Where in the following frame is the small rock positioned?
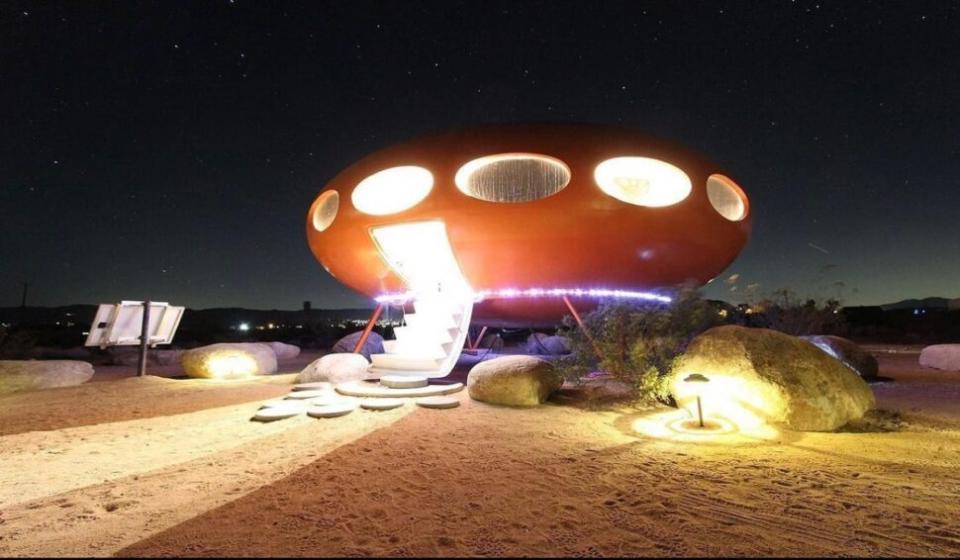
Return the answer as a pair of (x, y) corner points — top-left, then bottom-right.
(296, 353), (371, 384)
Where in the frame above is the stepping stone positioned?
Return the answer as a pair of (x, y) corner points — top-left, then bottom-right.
(260, 398), (294, 408)
(306, 402), (357, 418)
(336, 381), (464, 399)
(380, 375), (428, 389)
(360, 398), (405, 411)
(252, 406), (304, 422)
(285, 389), (333, 400)
(415, 396), (460, 409)
(292, 382), (333, 391)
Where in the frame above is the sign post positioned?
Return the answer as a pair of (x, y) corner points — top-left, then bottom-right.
(85, 301), (185, 377)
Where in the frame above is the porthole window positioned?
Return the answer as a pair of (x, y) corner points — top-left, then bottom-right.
(311, 190), (339, 232)
(706, 174), (748, 221)
(594, 157), (691, 207)
(455, 153), (571, 203)
(352, 166), (433, 215)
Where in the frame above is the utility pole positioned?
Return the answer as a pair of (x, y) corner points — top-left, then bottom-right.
(19, 282), (31, 326)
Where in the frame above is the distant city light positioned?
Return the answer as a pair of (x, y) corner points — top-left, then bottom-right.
(238, 322), (250, 331)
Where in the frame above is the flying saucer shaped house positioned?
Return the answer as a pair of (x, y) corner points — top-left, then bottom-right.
(307, 123), (751, 378)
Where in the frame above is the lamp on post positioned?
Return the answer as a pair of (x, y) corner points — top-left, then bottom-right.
(683, 373), (711, 428)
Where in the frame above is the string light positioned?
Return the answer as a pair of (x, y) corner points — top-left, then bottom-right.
(374, 287), (672, 305)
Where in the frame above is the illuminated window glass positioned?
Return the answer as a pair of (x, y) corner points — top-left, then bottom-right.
(311, 190), (339, 232)
(594, 157), (691, 207)
(352, 166), (433, 215)
(706, 174), (748, 221)
(455, 153), (570, 202)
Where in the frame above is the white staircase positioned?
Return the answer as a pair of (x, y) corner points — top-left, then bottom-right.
(368, 220), (474, 379)
(370, 293), (473, 378)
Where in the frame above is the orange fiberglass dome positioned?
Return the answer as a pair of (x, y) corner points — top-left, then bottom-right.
(307, 123), (751, 328)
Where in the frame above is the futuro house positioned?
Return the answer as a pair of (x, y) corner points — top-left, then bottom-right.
(307, 123), (751, 377)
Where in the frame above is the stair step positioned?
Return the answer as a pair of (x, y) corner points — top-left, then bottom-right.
(404, 312), (457, 331)
(371, 353), (442, 371)
(394, 326), (454, 345)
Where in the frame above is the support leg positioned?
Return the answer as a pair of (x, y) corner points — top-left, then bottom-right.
(137, 300), (151, 377)
(562, 296), (604, 361)
(470, 326), (488, 350)
(353, 303), (384, 354)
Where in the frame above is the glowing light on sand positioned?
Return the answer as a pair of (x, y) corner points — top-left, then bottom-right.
(594, 157), (691, 207)
(352, 166), (433, 215)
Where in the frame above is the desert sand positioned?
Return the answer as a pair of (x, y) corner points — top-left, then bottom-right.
(1, 348), (959, 557)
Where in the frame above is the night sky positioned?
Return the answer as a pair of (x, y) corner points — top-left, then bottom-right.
(2, 1), (958, 310)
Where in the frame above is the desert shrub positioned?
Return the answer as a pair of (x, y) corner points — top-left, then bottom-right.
(558, 285), (720, 404)
(0, 328), (39, 359)
(739, 289), (846, 336)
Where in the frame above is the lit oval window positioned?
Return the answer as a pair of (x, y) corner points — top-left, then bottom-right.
(455, 153), (571, 203)
(706, 174), (748, 221)
(594, 157), (691, 207)
(352, 166), (434, 215)
(311, 190), (339, 232)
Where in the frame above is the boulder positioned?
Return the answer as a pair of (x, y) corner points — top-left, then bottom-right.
(669, 326), (875, 431)
(332, 331), (384, 360)
(919, 344), (960, 372)
(180, 343), (277, 379)
(467, 355), (562, 406)
(802, 335), (879, 380)
(0, 360), (95, 394)
(296, 353), (371, 384)
(268, 341), (301, 361)
(524, 333), (572, 355)
(106, 347), (183, 367)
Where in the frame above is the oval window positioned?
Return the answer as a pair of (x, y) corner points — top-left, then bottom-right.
(594, 157), (691, 207)
(706, 174), (748, 221)
(352, 166), (433, 215)
(311, 190), (340, 232)
(455, 153), (571, 203)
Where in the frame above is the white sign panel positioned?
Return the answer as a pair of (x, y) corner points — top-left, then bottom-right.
(84, 301), (185, 348)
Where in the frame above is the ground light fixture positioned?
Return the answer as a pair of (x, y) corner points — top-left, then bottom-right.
(683, 373), (711, 428)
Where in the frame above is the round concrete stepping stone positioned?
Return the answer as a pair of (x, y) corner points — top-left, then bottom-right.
(260, 398), (294, 408)
(252, 406), (304, 422)
(415, 396), (460, 409)
(285, 389), (333, 400)
(360, 398), (405, 411)
(306, 402), (357, 418)
(336, 381), (464, 399)
(292, 381), (333, 391)
(380, 375), (428, 389)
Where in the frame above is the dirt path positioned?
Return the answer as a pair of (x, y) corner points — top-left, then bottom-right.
(0, 396), (413, 557)
(119, 390), (960, 557)
(0, 375), (295, 437)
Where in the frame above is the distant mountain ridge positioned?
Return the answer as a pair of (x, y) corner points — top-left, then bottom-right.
(0, 305), (377, 328)
(878, 297), (960, 311)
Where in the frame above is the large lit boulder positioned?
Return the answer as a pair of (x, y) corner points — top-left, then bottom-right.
(669, 326), (875, 431)
(467, 355), (563, 406)
(919, 344), (960, 372)
(296, 352), (371, 384)
(802, 335), (879, 380)
(332, 331), (384, 360)
(268, 341), (301, 361)
(524, 332), (572, 355)
(180, 343), (277, 379)
(0, 360), (95, 394)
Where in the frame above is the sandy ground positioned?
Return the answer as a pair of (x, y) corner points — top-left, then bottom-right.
(2, 347), (960, 557)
